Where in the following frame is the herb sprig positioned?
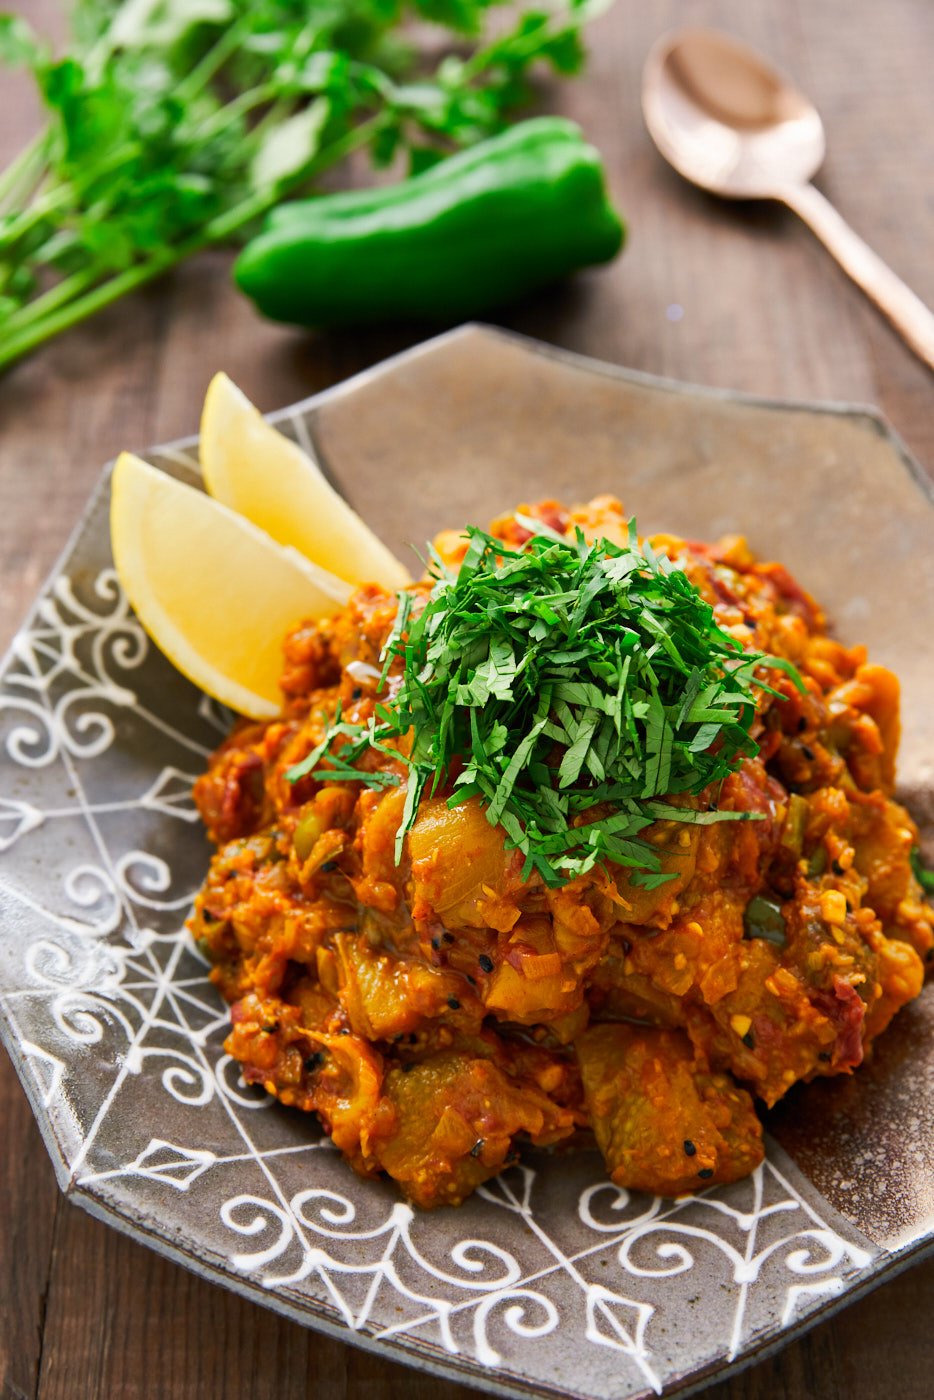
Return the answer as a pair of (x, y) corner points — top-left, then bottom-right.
(0, 0), (605, 370)
(288, 522), (803, 886)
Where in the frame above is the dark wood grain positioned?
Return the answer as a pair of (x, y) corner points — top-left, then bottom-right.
(2, 1), (933, 1397)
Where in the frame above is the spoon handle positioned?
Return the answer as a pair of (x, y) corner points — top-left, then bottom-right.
(779, 182), (934, 371)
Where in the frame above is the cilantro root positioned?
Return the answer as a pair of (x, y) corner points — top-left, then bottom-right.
(0, 0), (606, 370)
(289, 521), (804, 887)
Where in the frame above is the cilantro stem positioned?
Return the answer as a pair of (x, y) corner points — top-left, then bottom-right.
(204, 115), (386, 239)
(2, 265), (102, 337)
(249, 96), (297, 144)
(0, 131), (49, 214)
(0, 183), (76, 252)
(175, 18), (252, 103)
(0, 116), (385, 373)
(0, 259), (178, 371)
(460, 12), (565, 80)
(1, 142), (142, 266)
(459, 0), (606, 82)
(198, 84), (281, 141)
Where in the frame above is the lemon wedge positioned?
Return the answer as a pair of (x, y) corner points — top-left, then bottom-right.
(200, 373), (410, 590)
(110, 452), (351, 719)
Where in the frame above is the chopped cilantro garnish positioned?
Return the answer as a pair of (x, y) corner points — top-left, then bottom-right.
(287, 522), (803, 886)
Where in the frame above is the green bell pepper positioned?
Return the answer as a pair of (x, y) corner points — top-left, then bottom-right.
(234, 118), (625, 328)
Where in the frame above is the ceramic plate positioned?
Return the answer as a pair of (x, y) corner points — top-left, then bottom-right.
(1, 325), (932, 1400)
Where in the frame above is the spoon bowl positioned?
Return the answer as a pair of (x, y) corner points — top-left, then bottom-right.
(643, 28), (825, 199)
(641, 27), (934, 369)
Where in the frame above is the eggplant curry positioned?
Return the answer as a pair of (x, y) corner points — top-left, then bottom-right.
(190, 497), (931, 1206)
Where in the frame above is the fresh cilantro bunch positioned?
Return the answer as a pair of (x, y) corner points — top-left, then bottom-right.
(0, 0), (606, 370)
(289, 522), (803, 886)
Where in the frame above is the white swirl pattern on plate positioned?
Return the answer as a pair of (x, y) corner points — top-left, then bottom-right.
(0, 553), (879, 1399)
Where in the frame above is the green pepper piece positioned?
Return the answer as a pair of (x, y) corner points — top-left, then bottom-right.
(807, 846), (828, 878)
(234, 117), (625, 327)
(910, 846), (934, 894)
(779, 792), (809, 855)
(743, 894), (787, 947)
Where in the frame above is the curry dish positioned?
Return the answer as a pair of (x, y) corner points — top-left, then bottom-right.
(190, 497), (932, 1206)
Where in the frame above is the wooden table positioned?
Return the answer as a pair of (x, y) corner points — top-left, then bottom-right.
(2, 1), (932, 1396)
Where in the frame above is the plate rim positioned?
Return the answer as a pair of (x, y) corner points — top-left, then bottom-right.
(49, 1180), (934, 1400)
(114, 323), (934, 511)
